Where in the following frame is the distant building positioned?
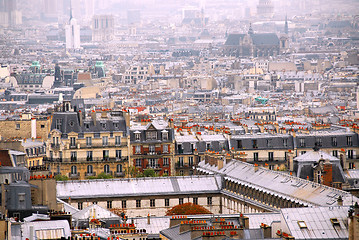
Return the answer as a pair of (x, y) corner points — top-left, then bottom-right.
(257, 0), (274, 19)
(0, 0), (21, 27)
(224, 27), (280, 57)
(92, 15), (114, 42)
(65, 7), (80, 49)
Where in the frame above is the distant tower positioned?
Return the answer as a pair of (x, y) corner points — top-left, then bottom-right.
(53, 63), (63, 88)
(257, 0), (274, 19)
(248, 23), (254, 35)
(284, 15), (289, 34)
(65, 0), (80, 50)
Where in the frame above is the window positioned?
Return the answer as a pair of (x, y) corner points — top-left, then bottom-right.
(70, 137), (76, 147)
(178, 144), (183, 154)
(87, 151), (93, 161)
(71, 151), (77, 161)
(78, 202), (83, 210)
(86, 137), (92, 146)
(297, 221), (307, 229)
(178, 157), (184, 167)
(348, 150), (354, 159)
(206, 143), (211, 150)
(349, 162), (355, 169)
(104, 164), (110, 174)
(267, 139), (272, 148)
(163, 158), (169, 166)
(163, 144), (168, 153)
(136, 200), (141, 208)
(164, 170), (169, 176)
(179, 198), (183, 205)
(165, 198), (169, 207)
(179, 170), (184, 176)
(71, 165), (77, 174)
(253, 152), (258, 161)
(135, 145), (141, 154)
(135, 133), (141, 141)
(283, 138), (288, 147)
(149, 158), (157, 168)
(333, 150), (338, 157)
(41, 124), (45, 128)
(252, 140), (258, 149)
(116, 150), (122, 159)
(301, 151), (306, 155)
(299, 138), (305, 147)
(146, 131), (157, 140)
(18, 193), (25, 209)
(193, 197), (198, 205)
(103, 150), (109, 160)
(55, 119), (62, 130)
(150, 199), (156, 207)
(136, 159), (142, 167)
(122, 200), (126, 209)
(117, 164), (122, 173)
(189, 157), (194, 166)
(16, 123), (20, 130)
(332, 137), (337, 147)
(115, 136), (121, 145)
(330, 218), (340, 227)
(237, 140), (242, 148)
(316, 138), (322, 147)
(268, 152), (274, 161)
(102, 136), (108, 146)
(162, 131), (168, 140)
(149, 145), (155, 153)
(87, 165), (93, 174)
(347, 136), (353, 146)
(207, 197), (212, 206)
(107, 201), (112, 209)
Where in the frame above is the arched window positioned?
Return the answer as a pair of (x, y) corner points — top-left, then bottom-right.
(71, 165), (77, 174)
(117, 164), (122, 173)
(104, 164), (110, 173)
(87, 165), (93, 174)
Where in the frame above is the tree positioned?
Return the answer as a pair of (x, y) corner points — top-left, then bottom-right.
(55, 175), (69, 181)
(87, 172), (113, 179)
(166, 203), (212, 216)
(143, 169), (157, 177)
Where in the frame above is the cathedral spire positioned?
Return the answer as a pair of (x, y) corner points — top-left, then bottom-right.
(284, 14), (288, 34)
(248, 22), (254, 35)
(69, 0), (73, 21)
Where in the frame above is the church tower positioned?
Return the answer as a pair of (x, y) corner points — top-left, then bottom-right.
(65, 0), (80, 50)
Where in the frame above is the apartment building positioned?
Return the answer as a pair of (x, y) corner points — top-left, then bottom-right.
(130, 119), (175, 176)
(46, 101), (130, 180)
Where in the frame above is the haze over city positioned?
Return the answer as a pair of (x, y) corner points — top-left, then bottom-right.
(0, 0), (359, 239)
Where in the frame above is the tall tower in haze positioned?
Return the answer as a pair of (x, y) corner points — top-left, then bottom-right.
(257, 0), (274, 19)
(65, 0), (80, 50)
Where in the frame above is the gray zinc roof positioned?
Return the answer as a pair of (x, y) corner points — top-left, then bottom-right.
(57, 175), (222, 200)
(197, 160), (358, 207)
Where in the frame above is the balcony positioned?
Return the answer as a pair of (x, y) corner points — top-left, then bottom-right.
(50, 143), (61, 150)
(246, 157), (287, 164)
(68, 172), (80, 179)
(145, 164), (161, 169)
(85, 171), (97, 177)
(114, 172), (125, 177)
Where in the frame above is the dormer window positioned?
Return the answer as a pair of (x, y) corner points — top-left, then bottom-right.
(101, 122), (107, 129)
(162, 130), (168, 141)
(146, 131), (157, 140)
(134, 131), (141, 141)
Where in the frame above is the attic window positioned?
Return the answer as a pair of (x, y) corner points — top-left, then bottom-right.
(330, 218), (340, 227)
(297, 221), (307, 229)
(69, 120), (74, 127)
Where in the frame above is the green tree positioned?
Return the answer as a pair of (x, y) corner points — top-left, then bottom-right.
(55, 175), (69, 181)
(143, 169), (157, 177)
(87, 172), (113, 179)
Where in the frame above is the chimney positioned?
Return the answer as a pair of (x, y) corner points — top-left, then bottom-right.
(288, 150), (294, 172)
(101, 109), (108, 118)
(254, 163), (259, 172)
(337, 196), (343, 206)
(218, 157), (224, 170)
(78, 110), (83, 127)
(239, 213), (249, 229)
(340, 149), (347, 171)
(91, 110), (97, 126)
(31, 118), (36, 139)
(260, 223), (272, 239)
(147, 214), (150, 225)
